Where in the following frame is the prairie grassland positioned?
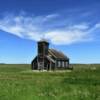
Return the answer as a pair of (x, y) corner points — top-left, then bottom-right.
(0, 64), (100, 100)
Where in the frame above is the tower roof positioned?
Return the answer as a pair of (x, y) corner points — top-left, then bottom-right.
(38, 39), (49, 43)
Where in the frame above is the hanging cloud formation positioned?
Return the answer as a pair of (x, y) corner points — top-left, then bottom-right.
(0, 13), (99, 45)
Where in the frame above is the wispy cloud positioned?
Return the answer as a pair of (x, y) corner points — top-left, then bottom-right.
(0, 13), (99, 45)
(45, 30), (90, 45)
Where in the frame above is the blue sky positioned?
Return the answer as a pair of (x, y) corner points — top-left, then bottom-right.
(0, 0), (100, 64)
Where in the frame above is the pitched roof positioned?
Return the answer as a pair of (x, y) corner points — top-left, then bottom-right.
(46, 55), (55, 63)
(48, 49), (69, 60)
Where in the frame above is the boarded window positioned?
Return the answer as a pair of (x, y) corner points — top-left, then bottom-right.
(58, 61), (61, 67)
(66, 62), (68, 67)
(62, 61), (65, 67)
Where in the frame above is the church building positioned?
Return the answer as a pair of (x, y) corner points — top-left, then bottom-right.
(31, 40), (70, 70)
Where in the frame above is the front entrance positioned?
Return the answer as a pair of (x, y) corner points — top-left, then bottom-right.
(38, 62), (44, 70)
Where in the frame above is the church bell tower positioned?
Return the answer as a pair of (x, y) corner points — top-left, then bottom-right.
(37, 39), (49, 70)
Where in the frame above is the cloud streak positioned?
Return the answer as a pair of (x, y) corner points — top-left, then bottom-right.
(0, 13), (99, 45)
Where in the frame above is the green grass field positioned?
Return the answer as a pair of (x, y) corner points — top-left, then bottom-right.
(0, 64), (100, 100)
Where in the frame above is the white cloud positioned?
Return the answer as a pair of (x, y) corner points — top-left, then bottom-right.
(70, 23), (89, 30)
(0, 14), (43, 40)
(0, 13), (97, 45)
(95, 23), (100, 28)
(45, 29), (91, 45)
(42, 14), (59, 22)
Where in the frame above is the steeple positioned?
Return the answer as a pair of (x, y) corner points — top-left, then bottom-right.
(38, 39), (49, 56)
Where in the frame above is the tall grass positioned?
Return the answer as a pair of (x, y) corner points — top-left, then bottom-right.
(0, 64), (100, 100)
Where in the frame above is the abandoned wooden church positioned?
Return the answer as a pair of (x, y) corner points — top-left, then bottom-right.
(31, 40), (70, 70)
